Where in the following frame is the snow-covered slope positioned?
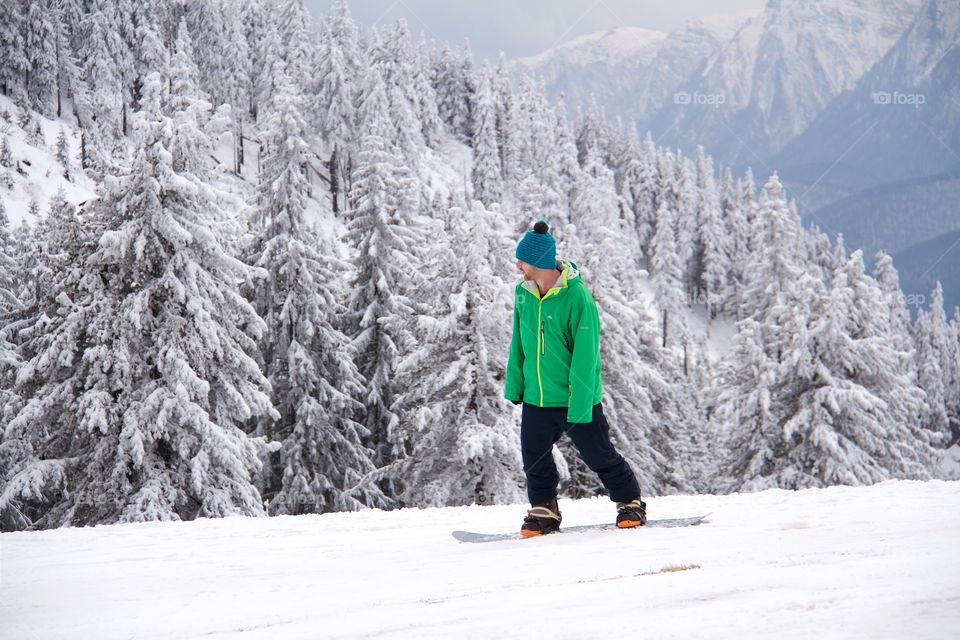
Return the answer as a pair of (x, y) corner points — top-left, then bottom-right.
(0, 94), (98, 226)
(3, 480), (959, 639)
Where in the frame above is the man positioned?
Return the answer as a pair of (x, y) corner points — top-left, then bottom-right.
(505, 219), (646, 536)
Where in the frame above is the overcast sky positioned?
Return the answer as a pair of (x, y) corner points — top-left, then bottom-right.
(303, 0), (767, 62)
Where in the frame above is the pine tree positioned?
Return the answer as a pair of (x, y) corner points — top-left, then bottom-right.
(649, 199), (686, 349)
(719, 250), (937, 491)
(1, 135), (12, 168)
(433, 43), (473, 142)
(396, 201), (523, 507)
(51, 0), (82, 120)
(1, 72), (277, 529)
(346, 68), (423, 499)
(470, 66), (503, 206)
(276, 0), (316, 92)
(254, 11), (285, 123)
(0, 0), (28, 102)
(56, 127), (71, 180)
(25, 0), (58, 115)
(947, 309), (960, 445)
(315, 0), (366, 212)
(168, 19), (214, 178)
(241, 0), (270, 120)
(222, 8), (251, 175)
(873, 251), (914, 353)
(74, 0), (126, 170)
(694, 146), (730, 320)
(568, 149), (687, 495)
(185, 0), (227, 106)
(719, 166), (746, 314)
(413, 35), (444, 150)
(914, 283), (953, 446)
(370, 21), (425, 163)
(0, 199), (19, 313)
(249, 69), (384, 514)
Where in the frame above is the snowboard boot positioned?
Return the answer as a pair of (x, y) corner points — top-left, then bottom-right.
(616, 498), (647, 528)
(520, 497), (562, 537)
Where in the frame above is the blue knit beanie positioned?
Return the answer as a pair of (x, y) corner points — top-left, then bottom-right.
(515, 220), (557, 269)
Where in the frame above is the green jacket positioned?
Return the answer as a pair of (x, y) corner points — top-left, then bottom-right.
(505, 260), (603, 423)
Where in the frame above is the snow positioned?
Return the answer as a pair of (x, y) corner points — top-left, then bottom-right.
(3, 480), (959, 639)
(0, 94), (98, 227)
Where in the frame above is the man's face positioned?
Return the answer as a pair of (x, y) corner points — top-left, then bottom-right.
(516, 259), (534, 280)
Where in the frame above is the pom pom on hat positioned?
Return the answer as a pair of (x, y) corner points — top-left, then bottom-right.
(515, 219), (557, 269)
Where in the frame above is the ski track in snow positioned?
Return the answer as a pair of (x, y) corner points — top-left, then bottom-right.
(2, 480), (959, 639)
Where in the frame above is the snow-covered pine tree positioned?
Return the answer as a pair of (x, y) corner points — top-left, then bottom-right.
(395, 201), (523, 507)
(873, 251), (915, 353)
(947, 309), (960, 445)
(0, 199), (18, 314)
(51, 0), (82, 120)
(720, 247), (937, 491)
(673, 153), (699, 305)
(248, 67), (384, 514)
(370, 21), (425, 164)
(168, 19), (214, 179)
(412, 35), (444, 150)
(781, 252), (935, 485)
(25, 0), (58, 115)
(276, 0), (317, 95)
(0, 0), (28, 102)
(128, 1), (168, 112)
(470, 66), (503, 206)
(432, 43), (473, 142)
(0, 199), (23, 529)
(221, 8), (250, 176)
(649, 199), (686, 350)
(718, 166), (745, 315)
(185, 0), (227, 107)
(346, 68), (424, 500)
(2, 71), (277, 530)
(254, 10), (285, 123)
(315, 0), (366, 212)
(241, 0), (270, 120)
(56, 127), (71, 179)
(914, 283), (954, 446)
(738, 174), (803, 329)
(567, 148), (687, 496)
(74, 0), (126, 172)
(693, 146), (730, 321)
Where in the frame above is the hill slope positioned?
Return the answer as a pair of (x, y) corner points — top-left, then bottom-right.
(3, 480), (959, 639)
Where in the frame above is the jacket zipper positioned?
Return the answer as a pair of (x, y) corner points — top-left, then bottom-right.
(536, 291), (557, 406)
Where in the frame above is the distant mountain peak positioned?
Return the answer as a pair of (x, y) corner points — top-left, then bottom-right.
(516, 26), (667, 68)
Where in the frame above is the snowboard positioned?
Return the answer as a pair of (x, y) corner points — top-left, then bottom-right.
(452, 514), (710, 544)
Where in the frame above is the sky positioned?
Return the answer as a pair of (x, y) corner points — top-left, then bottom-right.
(303, 0), (767, 62)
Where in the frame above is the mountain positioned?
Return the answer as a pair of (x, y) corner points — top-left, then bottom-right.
(809, 172), (960, 257)
(511, 17), (747, 123)
(893, 229), (960, 313)
(774, 0), (960, 191)
(643, 0), (925, 168)
(2, 480), (958, 638)
(777, 0), (960, 313)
